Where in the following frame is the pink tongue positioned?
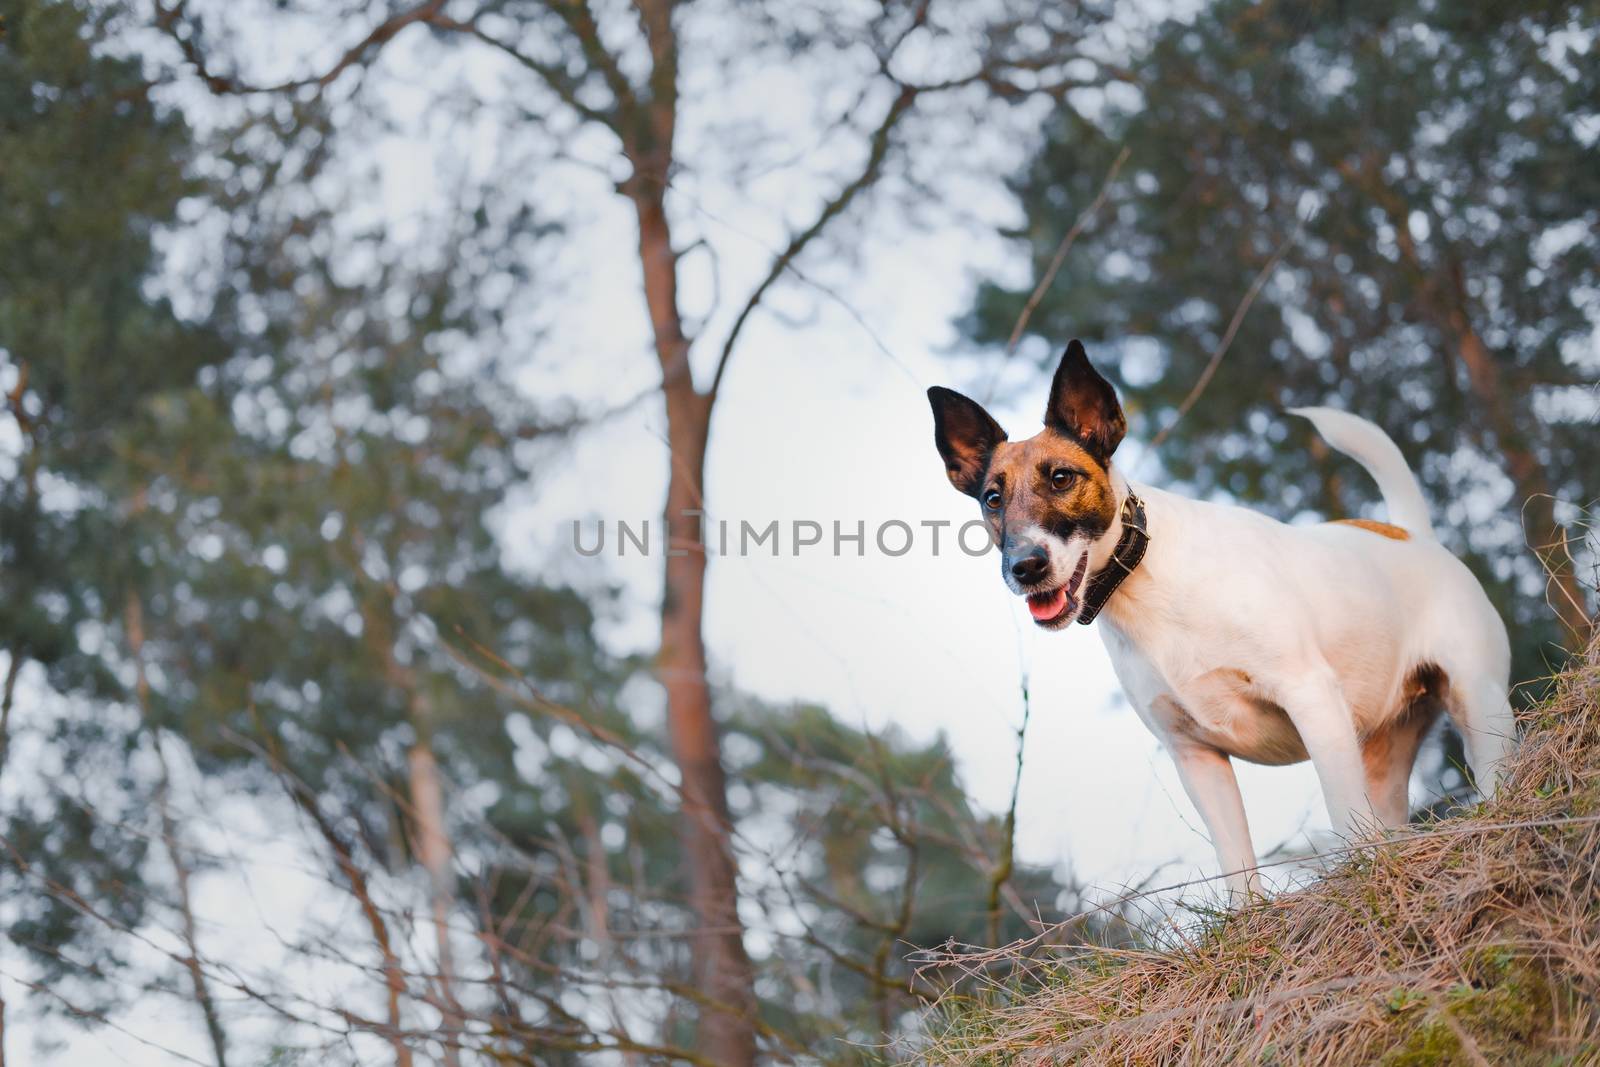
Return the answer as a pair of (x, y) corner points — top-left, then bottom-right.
(1027, 587), (1068, 621)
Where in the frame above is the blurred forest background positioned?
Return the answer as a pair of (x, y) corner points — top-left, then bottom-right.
(0, 0), (1594, 1064)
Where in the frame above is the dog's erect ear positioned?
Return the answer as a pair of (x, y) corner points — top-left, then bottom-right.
(1044, 339), (1125, 467)
(928, 386), (1007, 497)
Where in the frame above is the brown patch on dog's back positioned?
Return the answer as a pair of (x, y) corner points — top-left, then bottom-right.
(1329, 518), (1410, 541)
(982, 428), (1118, 543)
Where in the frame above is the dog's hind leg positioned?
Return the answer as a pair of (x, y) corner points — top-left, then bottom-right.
(1276, 666), (1383, 839)
(1445, 673), (1518, 798)
(1360, 700), (1442, 828)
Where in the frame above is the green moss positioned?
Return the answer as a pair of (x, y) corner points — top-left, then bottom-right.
(1385, 987), (1427, 1014)
(1380, 1016), (1469, 1067)
(1380, 948), (1557, 1067)
(1461, 948), (1553, 1042)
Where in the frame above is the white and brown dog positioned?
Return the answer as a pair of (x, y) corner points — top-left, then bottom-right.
(929, 340), (1516, 898)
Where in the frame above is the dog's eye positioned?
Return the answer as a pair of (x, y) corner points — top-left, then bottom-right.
(982, 489), (1002, 510)
(1051, 469), (1076, 490)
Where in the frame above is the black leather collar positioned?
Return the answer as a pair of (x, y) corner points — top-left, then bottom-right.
(1077, 491), (1149, 626)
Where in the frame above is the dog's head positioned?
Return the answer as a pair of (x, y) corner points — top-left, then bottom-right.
(927, 340), (1126, 629)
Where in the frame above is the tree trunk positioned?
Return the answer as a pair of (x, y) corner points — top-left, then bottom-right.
(407, 741), (463, 1067)
(634, 181), (759, 1065)
(361, 591), (463, 1067)
(574, 803), (642, 1067)
(659, 390), (757, 1065)
(330, 594), (419, 1066)
(0, 655), (13, 1067)
(1440, 288), (1592, 649)
(0, 653), (19, 782)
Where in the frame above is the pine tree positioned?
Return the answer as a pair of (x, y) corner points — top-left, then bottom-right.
(0, 0), (224, 1046)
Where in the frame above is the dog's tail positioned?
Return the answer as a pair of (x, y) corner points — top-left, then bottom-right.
(1289, 406), (1436, 539)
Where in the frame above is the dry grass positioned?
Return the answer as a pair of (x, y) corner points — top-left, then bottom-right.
(920, 641), (1600, 1066)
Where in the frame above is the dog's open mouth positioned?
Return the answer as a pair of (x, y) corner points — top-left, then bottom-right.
(1026, 553), (1089, 626)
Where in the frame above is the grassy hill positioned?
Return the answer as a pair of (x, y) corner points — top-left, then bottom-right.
(922, 644), (1600, 1065)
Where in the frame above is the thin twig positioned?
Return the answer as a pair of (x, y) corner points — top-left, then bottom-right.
(1143, 227), (1300, 456)
(983, 147), (1131, 404)
(986, 674), (1032, 946)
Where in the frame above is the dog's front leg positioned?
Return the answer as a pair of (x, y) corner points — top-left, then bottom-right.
(1278, 668), (1380, 839)
(1168, 743), (1259, 902)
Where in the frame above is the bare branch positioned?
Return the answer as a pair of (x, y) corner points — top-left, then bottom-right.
(426, 14), (618, 129)
(708, 84), (918, 400)
(1144, 227), (1299, 455)
(247, 718), (417, 1067)
(154, 0), (449, 96)
(544, 0), (642, 132)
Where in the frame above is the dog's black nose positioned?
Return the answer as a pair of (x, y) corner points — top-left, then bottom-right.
(1010, 546), (1049, 585)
